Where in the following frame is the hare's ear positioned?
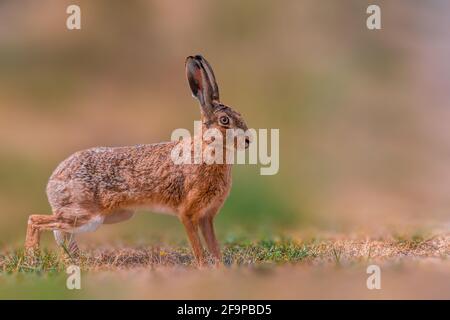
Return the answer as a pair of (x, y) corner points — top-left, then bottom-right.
(195, 55), (219, 101)
(185, 55), (218, 118)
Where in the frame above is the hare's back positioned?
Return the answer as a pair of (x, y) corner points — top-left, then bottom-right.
(46, 143), (178, 211)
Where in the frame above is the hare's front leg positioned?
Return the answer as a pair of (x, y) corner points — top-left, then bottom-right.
(180, 214), (205, 267)
(199, 215), (221, 265)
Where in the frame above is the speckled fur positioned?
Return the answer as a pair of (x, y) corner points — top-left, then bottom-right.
(25, 55), (249, 266)
(46, 142), (232, 217)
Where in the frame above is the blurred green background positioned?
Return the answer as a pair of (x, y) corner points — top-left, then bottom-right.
(0, 0), (449, 249)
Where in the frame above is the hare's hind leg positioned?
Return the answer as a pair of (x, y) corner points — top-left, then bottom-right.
(25, 215), (46, 251)
(25, 214), (66, 251)
(25, 211), (99, 254)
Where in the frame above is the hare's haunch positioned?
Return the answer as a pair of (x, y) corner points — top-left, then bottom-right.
(25, 55), (249, 266)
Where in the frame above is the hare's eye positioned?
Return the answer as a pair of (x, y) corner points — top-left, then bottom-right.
(219, 116), (230, 126)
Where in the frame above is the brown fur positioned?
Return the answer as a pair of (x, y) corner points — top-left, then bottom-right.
(25, 55), (249, 267)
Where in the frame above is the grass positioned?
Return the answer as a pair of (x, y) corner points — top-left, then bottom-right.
(224, 238), (311, 265)
(331, 246), (342, 266)
(0, 238), (312, 273)
(1, 233), (447, 274)
(0, 234), (448, 299)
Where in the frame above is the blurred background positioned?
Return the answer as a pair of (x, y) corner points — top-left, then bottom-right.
(0, 0), (449, 248)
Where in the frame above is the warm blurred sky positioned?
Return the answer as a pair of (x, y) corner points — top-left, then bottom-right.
(0, 1), (449, 245)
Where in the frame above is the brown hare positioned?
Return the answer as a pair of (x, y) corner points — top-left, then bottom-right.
(25, 55), (249, 266)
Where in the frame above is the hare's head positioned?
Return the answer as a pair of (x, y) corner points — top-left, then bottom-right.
(186, 55), (250, 149)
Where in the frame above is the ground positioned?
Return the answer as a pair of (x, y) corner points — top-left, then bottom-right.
(0, 233), (448, 299)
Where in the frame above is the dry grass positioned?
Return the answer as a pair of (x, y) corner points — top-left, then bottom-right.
(0, 233), (448, 299)
(1, 233), (448, 273)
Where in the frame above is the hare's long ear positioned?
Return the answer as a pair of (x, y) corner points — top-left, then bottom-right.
(195, 55), (219, 101)
(185, 55), (218, 118)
